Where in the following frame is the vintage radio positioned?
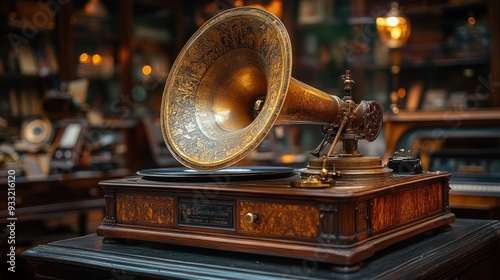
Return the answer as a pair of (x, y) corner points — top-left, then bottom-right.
(97, 7), (455, 272)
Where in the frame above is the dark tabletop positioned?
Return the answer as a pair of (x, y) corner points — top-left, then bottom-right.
(22, 218), (500, 280)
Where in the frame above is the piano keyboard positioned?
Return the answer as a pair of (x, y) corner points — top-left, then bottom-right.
(450, 183), (500, 194)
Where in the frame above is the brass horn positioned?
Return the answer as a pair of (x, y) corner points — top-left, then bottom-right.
(161, 7), (389, 182)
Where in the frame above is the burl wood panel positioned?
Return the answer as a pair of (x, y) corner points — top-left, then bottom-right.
(239, 201), (319, 240)
(116, 193), (175, 227)
(371, 181), (443, 233)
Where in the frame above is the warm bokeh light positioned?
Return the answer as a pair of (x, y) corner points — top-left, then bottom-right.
(280, 154), (296, 164)
(79, 53), (91, 64)
(376, 16), (411, 48)
(391, 65), (400, 74)
(397, 88), (406, 99)
(468, 17), (476, 25)
(236, 0), (282, 18)
(387, 16), (399, 27)
(91, 54), (102, 65)
(390, 103), (400, 114)
(142, 65), (152, 76)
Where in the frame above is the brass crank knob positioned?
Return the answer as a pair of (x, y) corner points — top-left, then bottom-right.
(245, 213), (259, 224)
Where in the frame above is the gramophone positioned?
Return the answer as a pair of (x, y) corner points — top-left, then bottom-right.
(97, 7), (454, 272)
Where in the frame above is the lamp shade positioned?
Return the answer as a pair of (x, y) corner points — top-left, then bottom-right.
(376, 2), (411, 48)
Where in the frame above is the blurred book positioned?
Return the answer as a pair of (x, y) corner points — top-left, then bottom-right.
(43, 39), (59, 74)
(17, 45), (38, 75)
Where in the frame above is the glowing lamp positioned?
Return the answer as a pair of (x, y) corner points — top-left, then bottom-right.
(376, 2), (411, 48)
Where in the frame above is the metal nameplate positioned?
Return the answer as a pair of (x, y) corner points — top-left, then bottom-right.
(178, 199), (234, 229)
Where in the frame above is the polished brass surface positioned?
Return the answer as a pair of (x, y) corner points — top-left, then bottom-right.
(300, 156), (393, 181)
(245, 213), (259, 224)
(289, 175), (334, 188)
(161, 7), (385, 176)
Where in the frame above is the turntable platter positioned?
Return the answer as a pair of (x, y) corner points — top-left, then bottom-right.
(137, 166), (297, 182)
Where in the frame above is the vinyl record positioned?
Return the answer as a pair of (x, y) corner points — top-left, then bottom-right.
(137, 166), (297, 182)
